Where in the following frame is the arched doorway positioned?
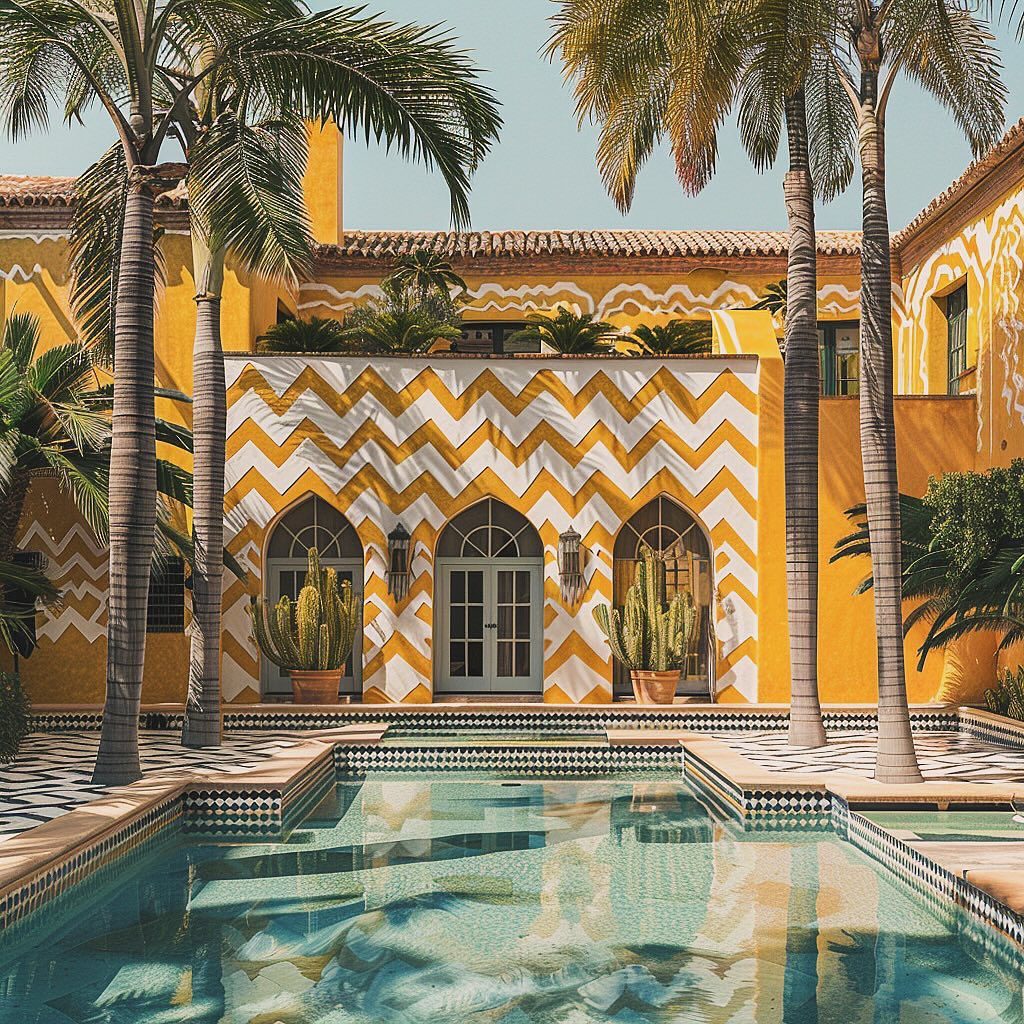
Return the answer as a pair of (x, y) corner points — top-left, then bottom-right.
(613, 496), (714, 699)
(262, 496), (363, 699)
(435, 498), (544, 695)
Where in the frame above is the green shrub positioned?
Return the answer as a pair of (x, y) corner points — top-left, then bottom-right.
(984, 666), (1024, 720)
(0, 672), (31, 762)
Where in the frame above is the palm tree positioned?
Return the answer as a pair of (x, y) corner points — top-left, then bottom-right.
(383, 250), (468, 304)
(549, 0), (855, 747)
(339, 282), (463, 353)
(506, 308), (620, 354)
(170, 7), (497, 747)
(823, 1), (1005, 782)
(25, 2), (499, 771)
(628, 320), (712, 355)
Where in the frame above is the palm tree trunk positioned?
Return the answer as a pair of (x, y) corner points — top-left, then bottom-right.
(857, 68), (922, 784)
(92, 176), (159, 786)
(783, 88), (826, 748)
(181, 231), (226, 748)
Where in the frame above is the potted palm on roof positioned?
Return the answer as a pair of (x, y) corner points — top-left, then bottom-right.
(594, 546), (699, 704)
(248, 548), (358, 704)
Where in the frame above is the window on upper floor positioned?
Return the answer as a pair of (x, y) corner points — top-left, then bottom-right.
(945, 284), (969, 395)
(818, 321), (860, 396)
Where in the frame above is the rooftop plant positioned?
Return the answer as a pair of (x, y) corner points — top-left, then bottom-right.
(507, 308), (621, 354)
(339, 282), (463, 354)
(259, 317), (348, 354)
(628, 321), (712, 356)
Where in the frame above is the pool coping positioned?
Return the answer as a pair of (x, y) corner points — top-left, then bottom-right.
(7, 705), (1024, 958)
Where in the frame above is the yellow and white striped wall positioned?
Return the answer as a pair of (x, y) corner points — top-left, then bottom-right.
(221, 313), (782, 704)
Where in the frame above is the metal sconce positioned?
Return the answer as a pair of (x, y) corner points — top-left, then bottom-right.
(557, 525), (584, 605)
(387, 522), (411, 600)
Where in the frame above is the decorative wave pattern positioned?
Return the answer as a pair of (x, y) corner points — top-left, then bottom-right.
(299, 277), (860, 324)
(221, 353), (762, 705)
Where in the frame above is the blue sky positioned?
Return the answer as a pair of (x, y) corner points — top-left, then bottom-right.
(3, 1), (1023, 233)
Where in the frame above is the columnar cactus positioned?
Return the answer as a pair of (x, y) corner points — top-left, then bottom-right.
(594, 546), (699, 672)
(249, 547), (358, 671)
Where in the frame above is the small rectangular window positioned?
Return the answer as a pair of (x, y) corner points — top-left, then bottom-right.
(147, 556), (185, 633)
(946, 284), (969, 395)
(818, 322), (860, 396)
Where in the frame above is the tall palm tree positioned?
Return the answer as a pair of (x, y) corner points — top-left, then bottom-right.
(549, 0), (855, 747)
(3, 1), (499, 777)
(170, 7), (498, 747)
(822, 1), (1005, 782)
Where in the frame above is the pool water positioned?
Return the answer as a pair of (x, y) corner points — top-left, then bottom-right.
(1, 775), (1021, 1023)
(380, 729), (609, 747)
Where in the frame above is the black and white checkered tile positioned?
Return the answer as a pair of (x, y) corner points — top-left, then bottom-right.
(0, 731), (307, 842)
(718, 729), (1024, 784)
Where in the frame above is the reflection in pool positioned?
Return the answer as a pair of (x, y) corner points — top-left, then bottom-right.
(0, 776), (1021, 1023)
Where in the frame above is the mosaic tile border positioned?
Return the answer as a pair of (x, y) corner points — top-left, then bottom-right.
(682, 749), (831, 830)
(840, 803), (1024, 960)
(0, 796), (182, 938)
(30, 706), (962, 735)
(957, 711), (1024, 750)
(333, 742), (683, 776)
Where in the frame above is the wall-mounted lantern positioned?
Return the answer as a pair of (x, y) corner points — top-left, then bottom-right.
(558, 525), (584, 605)
(387, 522), (411, 600)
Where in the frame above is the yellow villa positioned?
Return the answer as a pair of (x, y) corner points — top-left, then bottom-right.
(1, 121), (1022, 710)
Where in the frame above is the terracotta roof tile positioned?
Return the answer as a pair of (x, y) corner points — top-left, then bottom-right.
(317, 228), (862, 261)
(893, 116), (1024, 250)
(0, 175), (76, 206)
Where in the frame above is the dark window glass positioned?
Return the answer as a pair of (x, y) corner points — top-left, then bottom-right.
(147, 557), (185, 633)
(946, 284), (969, 395)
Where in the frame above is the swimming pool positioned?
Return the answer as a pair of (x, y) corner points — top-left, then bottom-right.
(1, 774), (1020, 1022)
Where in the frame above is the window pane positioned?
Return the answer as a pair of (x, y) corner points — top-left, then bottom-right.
(468, 605), (483, 637)
(514, 643), (530, 677)
(450, 643), (466, 677)
(451, 571), (465, 602)
(497, 605), (513, 638)
(468, 571), (483, 604)
(450, 606), (465, 639)
(467, 642), (484, 677)
(497, 641), (513, 676)
(515, 571), (530, 603)
(515, 606), (530, 639)
(497, 571), (513, 604)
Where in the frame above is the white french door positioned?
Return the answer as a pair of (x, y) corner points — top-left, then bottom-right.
(436, 558), (543, 694)
(261, 557), (363, 698)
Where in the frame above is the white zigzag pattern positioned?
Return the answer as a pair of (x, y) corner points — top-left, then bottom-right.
(225, 357), (760, 703)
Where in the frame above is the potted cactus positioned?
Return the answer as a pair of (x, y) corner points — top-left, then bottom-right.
(594, 546), (699, 704)
(248, 547), (359, 704)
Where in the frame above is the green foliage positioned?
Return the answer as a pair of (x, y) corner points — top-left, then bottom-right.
(248, 547), (358, 671)
(507, 308), (621, 355)
(628, 320), (712, 355)
(383, 251), (467, 304)
(749, 280), (788, 320)
(985, 667), (1024, 720)
(0, 671), (31, 763)
(593, 546), (698, 672)
(259, 317), (348, 354)
(339, 282), (463, 354)
(832, 463), (1024, 668)
(923, 460), (1024, 585)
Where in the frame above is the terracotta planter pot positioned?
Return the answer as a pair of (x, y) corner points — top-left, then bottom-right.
(290, 669), (342, 705)
(631, 669), (680, 705)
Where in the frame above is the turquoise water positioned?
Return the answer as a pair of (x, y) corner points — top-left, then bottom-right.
(1, 775), (1021, 1023)
(863, 808), (1024, 842)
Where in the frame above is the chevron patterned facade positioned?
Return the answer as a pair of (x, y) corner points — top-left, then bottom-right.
(220, 333), (775, 705)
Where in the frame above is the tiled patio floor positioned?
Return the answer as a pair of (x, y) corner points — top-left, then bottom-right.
(0, 731), (308, 842)
(722, 729), (1024, 784)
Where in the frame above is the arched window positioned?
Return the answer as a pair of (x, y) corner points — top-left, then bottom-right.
(263, 496), (363, 698)
(437, 498), (543, 559)
(267, 496), (361, 559)
(613, 496), (713, 697)
(435, 499), (543, 695)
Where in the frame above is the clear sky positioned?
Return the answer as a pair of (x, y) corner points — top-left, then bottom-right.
(3, 1), (1023, 234)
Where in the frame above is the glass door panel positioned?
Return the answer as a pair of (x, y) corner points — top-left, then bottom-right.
(447, 568), (486, 682)
(495, 569), (533, 682)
